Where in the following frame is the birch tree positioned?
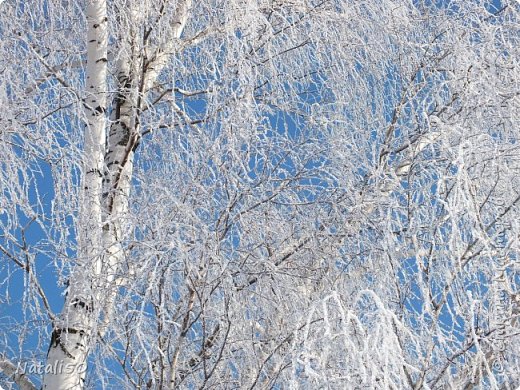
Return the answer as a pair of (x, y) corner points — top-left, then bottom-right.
(1, 0), (519, 388)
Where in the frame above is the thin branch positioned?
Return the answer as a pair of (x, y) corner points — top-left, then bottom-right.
(0, 355), (37, 390)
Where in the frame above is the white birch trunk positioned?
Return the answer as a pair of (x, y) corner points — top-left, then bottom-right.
(143, 0), (192, 93)
(99, 0), (193, 334)
(42, 1), (192, 387)
(42, 1), (108, 388)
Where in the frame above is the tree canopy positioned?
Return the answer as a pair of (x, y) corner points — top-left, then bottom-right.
(0, 0), (519, 388)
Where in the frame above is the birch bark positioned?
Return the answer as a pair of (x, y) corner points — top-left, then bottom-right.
(43, 1), (192, 387)
(42, 1), (108, 388)
(99, 0), (193, 334)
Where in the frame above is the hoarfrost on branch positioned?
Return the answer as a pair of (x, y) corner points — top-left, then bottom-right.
(0, 0), (519, 388)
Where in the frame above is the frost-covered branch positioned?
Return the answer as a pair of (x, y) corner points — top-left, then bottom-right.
(0, 356), (36, 390)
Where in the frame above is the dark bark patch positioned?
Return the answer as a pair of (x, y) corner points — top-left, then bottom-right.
(71, 298), (93, 313)
(48, 327), (86, 359)
(132, 138), (141, 152)
(117, 129), (131, 146)
(106, 160), (120, 168)
(86, 168), (103, 178)
(94, 105), (106, 114)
